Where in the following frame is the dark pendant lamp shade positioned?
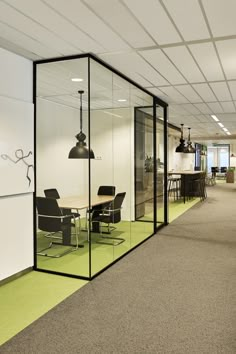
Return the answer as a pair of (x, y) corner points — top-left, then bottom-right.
(175, 123), (185, 153)
(184, 128), (196, 154)
(68, 90), (95, 159)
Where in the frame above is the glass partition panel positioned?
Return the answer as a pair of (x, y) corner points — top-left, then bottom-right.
(36, 58), (90, 278)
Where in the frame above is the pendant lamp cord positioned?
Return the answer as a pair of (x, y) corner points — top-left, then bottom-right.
(78, 90), (84, 133)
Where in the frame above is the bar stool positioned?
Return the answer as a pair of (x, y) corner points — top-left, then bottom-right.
(168, 176), (181, 201)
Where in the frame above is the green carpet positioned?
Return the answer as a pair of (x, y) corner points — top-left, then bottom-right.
(0, 271), (87, 346)
(37, 220), (154, 278)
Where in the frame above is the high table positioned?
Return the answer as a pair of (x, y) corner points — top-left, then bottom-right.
(168, 170), (204, 203)
(58, 195), (114, 244)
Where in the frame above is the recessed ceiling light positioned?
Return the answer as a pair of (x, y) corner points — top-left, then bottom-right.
(71, 78), (83, 82)
(218, 122), (224, 128)
(117, 99), (127, 102)
(226, 132), (231, 135)
(211, 115), (219, 122)
(223, 127), (228, 132)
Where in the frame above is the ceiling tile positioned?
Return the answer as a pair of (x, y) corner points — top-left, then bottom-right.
(44, 0), (130, 52)
(164, 0), (210, 40)
(209, 82), (232, 101)
(207, 102), (224, 114)
(193, 103), (213, 114)
(192, 83), (217, 102)
(218, 113), (236, 122)
(216, 40), (236, 79)
(0, 1), (80, 56)
(202, 0), (236, 37)
(169, 104), (189, 115)
(0, 21), (59, 58)
(220, 101), (235, 113)
(100, 52), (168, 86)
(159, 86), (189, 103)
(195, 115), (211, 123)
(123, 0), (181, 44)
(189, 42), (224, 81)
(84, 0), (155, 48)
(181, 104), (202, 115)
(147, 87), (169, 101)
(163, 46), (205, 83)
(6, 0), (104, 53)
(228, 81), (236, 100)
(140, 49), (186, 85)
(175, 85), (202, 103)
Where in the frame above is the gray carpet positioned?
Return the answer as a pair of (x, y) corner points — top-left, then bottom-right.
(1, 183), (236, 354)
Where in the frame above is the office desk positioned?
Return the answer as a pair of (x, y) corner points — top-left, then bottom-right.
(168, 171), (203, 203)
(58, 195), (114, 242)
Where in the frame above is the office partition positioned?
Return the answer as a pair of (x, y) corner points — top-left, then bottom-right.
(34, 54), (168, 280)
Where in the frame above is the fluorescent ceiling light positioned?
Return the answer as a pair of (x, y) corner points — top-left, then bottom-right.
(223, 127), (228, 132)
(211, 115), (219, 122)
(103, 111), (122, 118)
(226, 132), (231, 135)
(71, 78), (83, 82)
(117, 99), (127, 102)
(218, 122), (224, 128)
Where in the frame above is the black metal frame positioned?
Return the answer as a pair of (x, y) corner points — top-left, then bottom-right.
(33, 53), (168, 280)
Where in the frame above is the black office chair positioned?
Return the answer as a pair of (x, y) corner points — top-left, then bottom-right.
(92, 192), (126, 246)
(89, 185), (116, 232)
(44, 188), (80, 231)
(36, 197), (79, 258)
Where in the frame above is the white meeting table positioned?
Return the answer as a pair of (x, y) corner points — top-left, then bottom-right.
(58, 195), (114, 243)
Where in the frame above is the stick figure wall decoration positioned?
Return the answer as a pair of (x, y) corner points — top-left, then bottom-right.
(1, 149), (34, 187)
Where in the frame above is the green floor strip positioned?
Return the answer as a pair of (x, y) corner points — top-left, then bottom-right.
(0, 271), (87, 346)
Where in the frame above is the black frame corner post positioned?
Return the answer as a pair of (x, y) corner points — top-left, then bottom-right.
(33, 61), (37, 270)
(153, 102), (157, 233)
(163, 105), (168, 225)
(88, 56), (92, 280)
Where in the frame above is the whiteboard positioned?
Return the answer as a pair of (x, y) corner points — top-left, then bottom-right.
(0, 96), (34, 196)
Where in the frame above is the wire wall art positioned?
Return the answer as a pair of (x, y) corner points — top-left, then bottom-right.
(1, 149), (34, 187)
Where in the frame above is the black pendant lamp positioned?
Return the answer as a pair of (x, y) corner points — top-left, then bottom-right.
(184, 128), (196, 153)
(68, 90), (95, 159)
(175, 123), (185, 153)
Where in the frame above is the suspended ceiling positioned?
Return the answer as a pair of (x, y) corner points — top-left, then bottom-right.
(1, 0), (236, 142)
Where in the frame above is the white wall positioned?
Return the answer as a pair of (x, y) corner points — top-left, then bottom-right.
(168, 134), (195, 171)
(0, 48), (33, 281)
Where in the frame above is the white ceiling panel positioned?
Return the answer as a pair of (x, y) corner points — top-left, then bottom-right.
(209, 82), (232, 101)
(101, 52), (168, 86)
(189, 42), (224, 81)
(193, 103), (213, 114)
(147, 87), (169, 101)
(217, 113), (236, 122)
(228, 81), (236, 100)
(0, 1), (80, 56)
(0, 21), (59, 58)
(6, 0), (104, 53)
(202, 0), (236, 37)
(175, 85), (202, 103)
(84, 0), (155, 48)
(221, 101), (235, 113)
(181, 104), (202, 115)
(159, 87), (189, 103)
(163, 46), (205, 83)
(164, 0), (210, 41)
(195, 115), (211, 123)
(169, 104), (189, 115)
(123, 0), (181, 44)
(207, 102), (224, 114)
(216, 40), (236, 79)
(192, 83), (217, 102)
(43, 0), (130, 52)
(140, 49), (186, 85)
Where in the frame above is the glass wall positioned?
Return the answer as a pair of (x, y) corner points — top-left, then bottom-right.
(34, 54), (167, 280)
(207, 144), (230, 173)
